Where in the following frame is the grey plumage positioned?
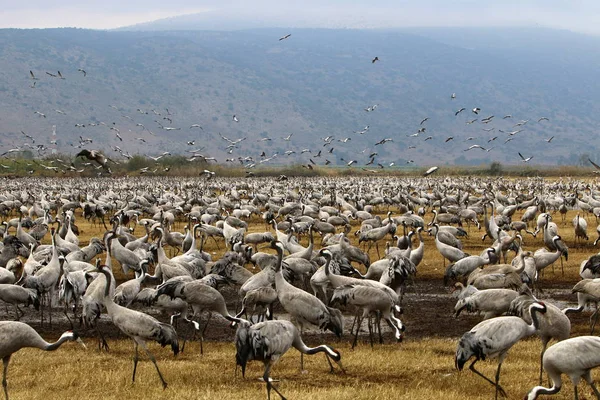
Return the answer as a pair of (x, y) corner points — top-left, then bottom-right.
(154, 275), (245, 354)
(272, 242), (344, 339)
(0, 321), (84, 399)
(526, 336), (600, 399)
(97, 264), (178, 388)
(508, 286), (571, 384)
(235, 319), (343, 400)
(0, 285), (39, 320)
(455, 302), (547, 399)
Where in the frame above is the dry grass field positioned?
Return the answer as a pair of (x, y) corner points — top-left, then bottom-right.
(4, 195), (600, 400)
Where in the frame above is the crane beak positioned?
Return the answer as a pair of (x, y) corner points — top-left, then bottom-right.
(76, 337), (88, 350)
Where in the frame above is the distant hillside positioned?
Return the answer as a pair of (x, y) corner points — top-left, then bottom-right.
(0, 27), (599, 167)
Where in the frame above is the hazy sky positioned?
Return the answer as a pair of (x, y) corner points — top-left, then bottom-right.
(2, 0), (599, 34)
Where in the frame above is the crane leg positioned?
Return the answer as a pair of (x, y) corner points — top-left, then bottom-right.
(349, 313), (358, 336)
(263, 363), (286, 400)
(300, 327), (305, 371)
(539, 342), (548, 385)
(468, 359), (506, 398)
(201, 312), (212, 337)
(138, 340), (168, 389)
(132, 341), (139, 383)
(367, 314), (374, 349)
(583, 370), (600, 399)
(494, 362), (506, 400)
(591, 308), (600, 335)
(96, 326), (110, 352)
(2, 355), (10, 400)
(352, 315), (363, 349)
(377, 313), (383, 344)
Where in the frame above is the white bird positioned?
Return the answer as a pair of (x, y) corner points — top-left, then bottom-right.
(233, 115), (239, 122)
(464, 145), (486, 151)
(519, 152), (534, 162)
(423, 166), (438, 177)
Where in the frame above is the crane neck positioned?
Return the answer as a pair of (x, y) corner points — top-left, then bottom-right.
(529, 302), (546, 332)
(324, 253), (332, 276)
(41, 336), (67, 351)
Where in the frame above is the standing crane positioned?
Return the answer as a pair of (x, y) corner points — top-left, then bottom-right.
(271, 241), (343, 369)
(455, 301), (547, 399)
(96, 264), (179, 389)
(0, 321), (85, 400)
(526, 336), (600, 400)
(235, 319), (344, 400)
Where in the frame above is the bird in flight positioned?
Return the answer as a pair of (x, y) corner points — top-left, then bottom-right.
(420, 117), (429, 125)
(518, 152), (533, 162)
(21, 131), (34, 143)
(472, 107), (481, 114)
(589, 158), (600, 170)
(546, 136), (554, 143)
(445, 137), (454, 142)
(189, 124), (203, 129)
(455, 108), (465, 116)
(464, 145), (486, 151)
(29, 70), (39, 80)
(503, 115), (512, 119)
(279, 34), (291, 41)
(466, 119), (477, 124)
(372, 56), (379, 63)
(233, 115), (239, 122)
(375, 138), (393, 146)
(514, 120), (529, 127)
(538, 117), (549, 122)
(57, 71), (65, 79)
(423, 166), (439, 176)
(46, 71), (57, 77)
(78, 69), (87, 77)
(282, 133), (293, 141)
(451, 93), (456, 100)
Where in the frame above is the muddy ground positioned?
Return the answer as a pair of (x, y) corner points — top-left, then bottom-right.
(9, 277), (592, 348)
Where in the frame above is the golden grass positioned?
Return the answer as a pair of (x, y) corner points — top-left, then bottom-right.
(7, 192), (600, 399)
(6, 336), (594, 400)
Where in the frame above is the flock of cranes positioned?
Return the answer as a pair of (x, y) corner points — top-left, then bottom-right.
(1, 30), (570, 178)
(2, 175), (600, 398)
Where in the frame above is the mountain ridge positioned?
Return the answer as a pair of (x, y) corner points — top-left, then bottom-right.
(0, 27), (598, 167)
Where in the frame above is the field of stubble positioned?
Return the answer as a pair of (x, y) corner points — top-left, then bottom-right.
(4, 199), (599, 400)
